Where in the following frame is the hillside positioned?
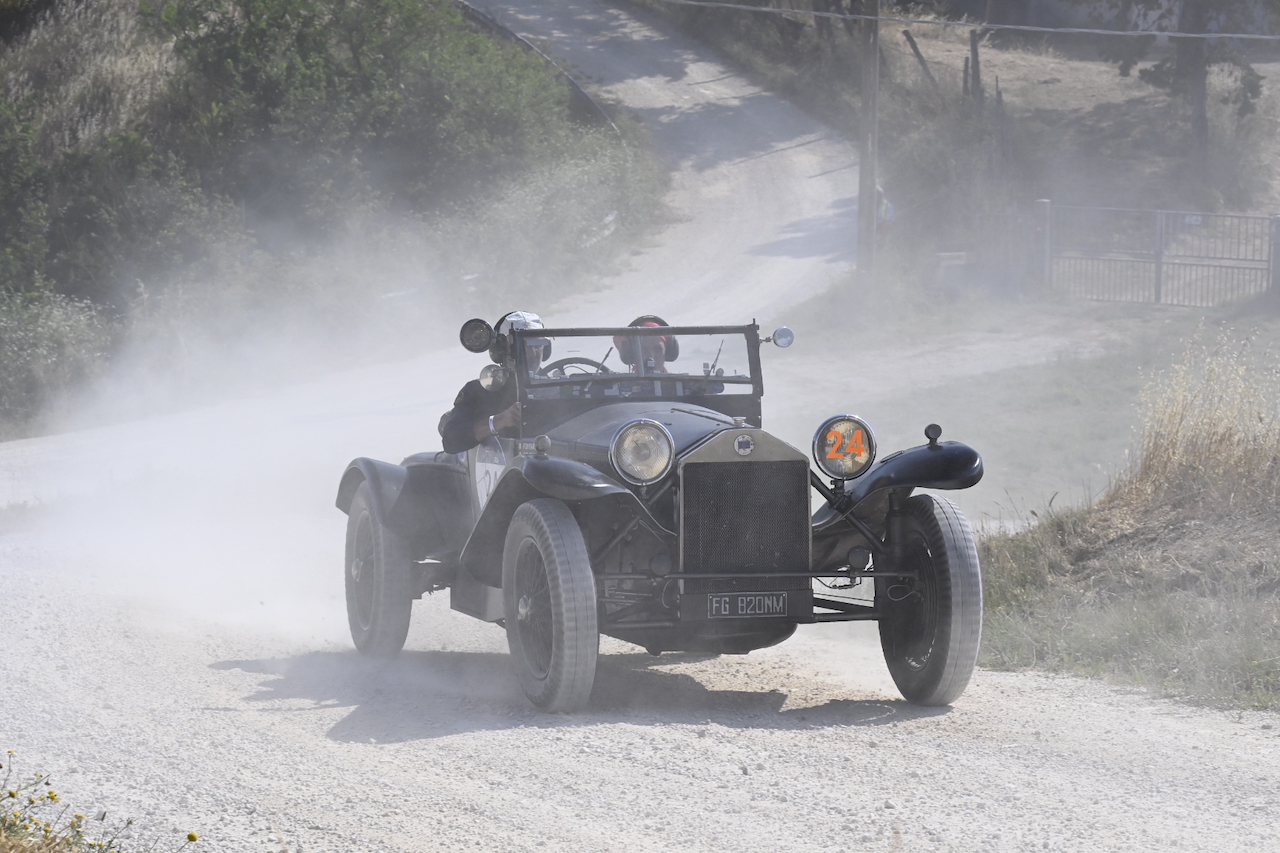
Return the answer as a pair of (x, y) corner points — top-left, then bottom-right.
(0, 0), (662, 435)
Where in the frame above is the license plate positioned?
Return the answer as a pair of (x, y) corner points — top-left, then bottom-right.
(707, 591), (789, 618)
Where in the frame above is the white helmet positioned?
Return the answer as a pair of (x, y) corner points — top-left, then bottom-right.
(491, 311), (549, 364)
(497, 311), (544, 336)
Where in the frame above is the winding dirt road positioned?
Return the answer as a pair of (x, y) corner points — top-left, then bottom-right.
(2, 2), (1277, 852)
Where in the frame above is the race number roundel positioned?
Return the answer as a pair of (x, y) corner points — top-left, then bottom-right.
(812, 415), (876, 480)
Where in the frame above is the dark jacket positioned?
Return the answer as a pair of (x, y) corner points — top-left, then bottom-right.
(439, 379), (516, 454)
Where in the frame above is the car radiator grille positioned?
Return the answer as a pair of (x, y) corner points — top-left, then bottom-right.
(680, 460), (811, 594)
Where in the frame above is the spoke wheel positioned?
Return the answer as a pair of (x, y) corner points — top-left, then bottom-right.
(514, 543), (554, 678)
(503, 499), (598, 711)
(344, 481), (413, 657)
(878, 494), (982, 706)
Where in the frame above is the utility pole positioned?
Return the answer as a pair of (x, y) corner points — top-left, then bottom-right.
(857, 0), (880, 281)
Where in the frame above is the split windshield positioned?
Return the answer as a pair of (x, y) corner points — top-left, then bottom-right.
(512, 325), (760, 401)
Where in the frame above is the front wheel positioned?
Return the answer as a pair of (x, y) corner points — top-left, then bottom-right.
(878, 494), (983, 706)
(503, 499), (599, 711)
(345, 480), (414, 657)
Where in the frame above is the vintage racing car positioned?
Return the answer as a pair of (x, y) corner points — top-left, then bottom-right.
(336, 320), (984, 711)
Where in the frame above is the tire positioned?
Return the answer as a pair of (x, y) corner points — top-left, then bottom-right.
(878, 494), (983, 706)
(345, 480), (414, 657)
(502, 499), (599, 712)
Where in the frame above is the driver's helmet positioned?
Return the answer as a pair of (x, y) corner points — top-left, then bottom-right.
(491, 311), (550, 365)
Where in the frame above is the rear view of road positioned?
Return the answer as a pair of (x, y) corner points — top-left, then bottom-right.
(1, 3), (1277, 853)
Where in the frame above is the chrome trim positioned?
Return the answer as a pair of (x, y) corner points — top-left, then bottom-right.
(812, 414), (878, 480)
(609, 418), (676, 485)
(677, 428), (806, 466)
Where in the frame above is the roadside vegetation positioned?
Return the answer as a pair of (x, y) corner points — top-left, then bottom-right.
(0, 0), (664, 436)
(2, 752), (193, 853)
(980, 326), (1280, 710)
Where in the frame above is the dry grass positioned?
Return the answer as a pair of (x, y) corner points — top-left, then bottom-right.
(0, 0), (176, 159)
(981, 324), (1280, 709)
(1119, 329), (1280, 514)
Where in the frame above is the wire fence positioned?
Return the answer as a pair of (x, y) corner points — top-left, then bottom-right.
(1042, 203), (1278, 307)
(642, 0), (1280, 41)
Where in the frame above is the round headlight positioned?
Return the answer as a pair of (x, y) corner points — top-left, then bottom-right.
(459, 317), (494, 353)
(813, 415), (876, 480)
(610, 419), (675, 485)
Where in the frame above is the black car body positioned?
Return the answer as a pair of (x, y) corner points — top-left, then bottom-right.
(337, 321), (984, 711)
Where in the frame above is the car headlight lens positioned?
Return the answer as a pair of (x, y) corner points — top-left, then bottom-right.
(611, 419), (675, 485)
(813, 415), (876, 480)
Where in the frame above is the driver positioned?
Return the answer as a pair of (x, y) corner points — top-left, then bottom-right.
(439, 311), (549, 454)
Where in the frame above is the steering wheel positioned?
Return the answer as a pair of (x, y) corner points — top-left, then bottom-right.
(539, 357), (611, 377)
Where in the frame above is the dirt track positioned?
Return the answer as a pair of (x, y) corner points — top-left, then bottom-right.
(2, 2), (1278, 851)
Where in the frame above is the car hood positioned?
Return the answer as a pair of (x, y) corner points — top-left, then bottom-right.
(544, 401), (739, 458)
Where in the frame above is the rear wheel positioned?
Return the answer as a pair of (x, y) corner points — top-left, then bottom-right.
(345, 481), (414, 657)
(878, 494), (982, 706)
(503, 499), (598, 711)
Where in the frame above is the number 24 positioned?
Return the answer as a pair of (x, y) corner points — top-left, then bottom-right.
(826, 429), (867, 459)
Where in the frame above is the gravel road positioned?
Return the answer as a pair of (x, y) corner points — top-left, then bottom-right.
(2, 2), (1278, 852)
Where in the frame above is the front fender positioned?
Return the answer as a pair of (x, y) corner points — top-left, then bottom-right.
(520, 454), (632, 501)
(844, 440), (983, 511)
(458, 458), (658, 586)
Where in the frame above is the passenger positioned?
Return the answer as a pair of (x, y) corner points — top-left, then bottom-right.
(614, 315), (678, 376)
(439, 311), (549, 454)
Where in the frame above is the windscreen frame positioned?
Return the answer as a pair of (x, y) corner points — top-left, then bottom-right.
(511, 324), (766, 435)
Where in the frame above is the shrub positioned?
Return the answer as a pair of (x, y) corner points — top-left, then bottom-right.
(0, 290), (111, 436)
(1, 750), (199, 853)
(0, 101), (47, 292)
(142, 0), (579, 241)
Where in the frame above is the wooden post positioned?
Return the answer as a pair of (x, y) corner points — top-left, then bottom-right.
(1270, 214), (1280, 294)
(1154, 210), (1165, 304)
(1035, 199), (1052, 290)
(969, 29), (984, 111)
(857, 0), (881, 280)
(902, 30), (938, 90)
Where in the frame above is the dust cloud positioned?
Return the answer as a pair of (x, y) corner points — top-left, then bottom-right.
(4, 209), (531, 653)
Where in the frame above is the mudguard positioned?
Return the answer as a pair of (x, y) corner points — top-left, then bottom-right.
(336, 457), (409, 520)
(458, 456), (659, 586)
(842, 440), (983, 512)
(520, 454), (632, 502)
(336, 457), (470, 557)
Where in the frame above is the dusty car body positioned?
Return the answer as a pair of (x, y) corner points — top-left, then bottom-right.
(337, 320), (984, 711)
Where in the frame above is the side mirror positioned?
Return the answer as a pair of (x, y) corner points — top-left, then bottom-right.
(479, 363), (509, 391)
(766, 326), (794, 348)
(460, 318), (494, 353)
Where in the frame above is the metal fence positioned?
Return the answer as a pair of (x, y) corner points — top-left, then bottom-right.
(1039, 201), (1280, 307)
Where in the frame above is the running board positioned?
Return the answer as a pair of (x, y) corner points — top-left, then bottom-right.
(451, 567), (504, 622)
